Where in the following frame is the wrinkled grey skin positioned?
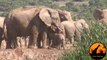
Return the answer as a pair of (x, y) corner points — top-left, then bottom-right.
(4, 7), (61, 49)
(47, 24), (65, 49)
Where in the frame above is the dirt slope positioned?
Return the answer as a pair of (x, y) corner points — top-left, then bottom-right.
(0, 48), (65, 60)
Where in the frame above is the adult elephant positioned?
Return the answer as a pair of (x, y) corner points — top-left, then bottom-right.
(37, 10), (73, 48)
(0, 16), (5, 48)
(61, 19), (89, 45)
(4, 7), (61, 49)
(93, 9), (107, 24)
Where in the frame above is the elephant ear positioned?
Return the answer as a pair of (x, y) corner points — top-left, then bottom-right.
(39, 8), (52, 26)
(58, 10), (73, 22)
(93, 9), (103, 20)
(63, 10), (72, 21)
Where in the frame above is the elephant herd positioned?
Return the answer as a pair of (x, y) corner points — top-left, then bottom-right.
(2, 6), (105, 50)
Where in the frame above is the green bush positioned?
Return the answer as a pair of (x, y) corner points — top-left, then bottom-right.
(59, 20), (107, 60)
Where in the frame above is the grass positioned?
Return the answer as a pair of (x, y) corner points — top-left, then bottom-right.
(59, 20), (107, 60)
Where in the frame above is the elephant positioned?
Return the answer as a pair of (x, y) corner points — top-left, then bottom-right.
(61, 19), (89, 45)
(61, 21), (75, 45)
(0, 16), (5, 48)
(74, 19), (89, 41)
(37, 9), (72, 49)
(58, 10), (73, 22)
(4, 7), (61, 49)
(47, 23), (66, 49)
(93, 9), (107, 24)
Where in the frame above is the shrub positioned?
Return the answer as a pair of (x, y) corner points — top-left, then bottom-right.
(59, 20), (107, 60)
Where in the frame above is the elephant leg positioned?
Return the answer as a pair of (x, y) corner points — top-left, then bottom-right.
(62, 38), (66, 50)
(26, 36), (30, 48)
(75, 29), (81, 41)
(13, 37), (17, 48)
(37, 33), (42, 48)
(18, 37), (23, 48)
(76, 33), (81, 42)
(68, 33), (74, 45)
(37, 38), (41, 48)
(59, 35), (66, 50)
(20, 37), (27, 48)
(17, 37), (21, 48)
(41, 32), (47, 48)
(28, 35), (33, 48)
(47, 34), (52, 49)
(49, 39), (52, 48)
(0, 29), (3, 48)
(28, 26), (38, 49)
(57, 41), (62, 50)
(71, 37), (74, 45)
(10, 34), (17, 48)
(6, 29), (18, 49)
(48, 37), (52, 49)
(28, 34), (38, 49)
(6, 34), (13, 49)
(24, 37), (28, 48)
(0, 38), (2, 48)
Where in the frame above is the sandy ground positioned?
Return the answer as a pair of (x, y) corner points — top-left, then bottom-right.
(0, 48), (65, 60)
(0, 40), (74, 60)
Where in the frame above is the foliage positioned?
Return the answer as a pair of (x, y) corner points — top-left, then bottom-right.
(73, 0), (89, 2)
(0, 0), (60, 16)
(59, 20), (107, 60)
(0, 0), (107, 59)
(89, 0), (107, 10)
(66, 0), (92, 20)
(66, 0), (107, 20)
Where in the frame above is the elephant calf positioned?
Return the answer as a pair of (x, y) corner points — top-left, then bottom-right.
(48, 24), (65, 49)
(74, 19), (89, 41)
(61, 21), (75, 45)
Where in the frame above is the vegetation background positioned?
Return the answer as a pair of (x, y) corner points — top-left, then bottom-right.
(0, 0), (107, 60)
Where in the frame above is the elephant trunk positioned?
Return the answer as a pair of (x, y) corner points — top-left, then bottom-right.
(57, 26), (63, 33)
